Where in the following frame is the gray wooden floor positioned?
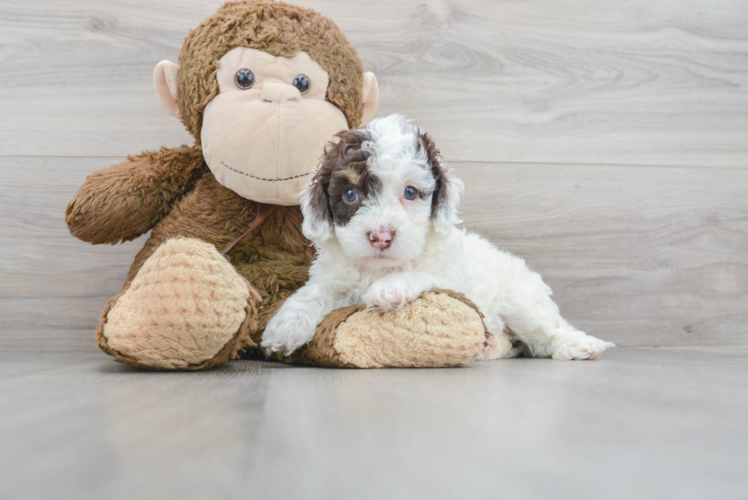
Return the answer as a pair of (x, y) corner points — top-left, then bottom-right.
(1, 1), (748, 498)
(1, 347), (747, 500)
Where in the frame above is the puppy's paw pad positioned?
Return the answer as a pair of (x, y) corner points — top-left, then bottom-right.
(552, 335), (616, 360)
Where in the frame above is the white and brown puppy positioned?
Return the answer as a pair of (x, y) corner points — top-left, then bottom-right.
(261, 114), (615, 360)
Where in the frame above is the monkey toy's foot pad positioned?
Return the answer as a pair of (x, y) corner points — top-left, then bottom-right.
(292, 290), (489, 368)
(102, 238), (252, 370)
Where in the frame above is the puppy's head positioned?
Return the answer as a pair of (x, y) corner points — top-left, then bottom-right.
(301, 114), (463, 268)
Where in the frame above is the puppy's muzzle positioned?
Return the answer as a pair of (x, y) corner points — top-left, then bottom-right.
(368, 230), (394, 250)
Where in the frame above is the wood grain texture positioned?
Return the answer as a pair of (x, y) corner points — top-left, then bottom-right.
(458, 162), (748, 347)
(2, 156), (747, 350)
(0, 157), (144, 350)
(1, 348), (747, 499)
(0, 0), (747, 166)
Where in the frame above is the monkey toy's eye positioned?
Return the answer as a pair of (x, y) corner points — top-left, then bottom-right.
(403, 186), (418, 200)
(292, 74), (310, 95)
(343, 188), (358, 204)
(234, 68), (255, 89)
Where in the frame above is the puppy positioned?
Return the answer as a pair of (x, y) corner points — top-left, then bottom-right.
(261, 114), (615, 360)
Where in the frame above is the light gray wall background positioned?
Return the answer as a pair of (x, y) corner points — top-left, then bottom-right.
(1, 0), (747, 351)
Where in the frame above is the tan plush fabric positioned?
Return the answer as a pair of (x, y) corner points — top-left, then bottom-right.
(331, 291), (487, 368)
(102, 238), (255, 369)
(280, 290), (488, 368)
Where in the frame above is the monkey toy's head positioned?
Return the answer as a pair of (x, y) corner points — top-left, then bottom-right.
(153, 0), (378, 205)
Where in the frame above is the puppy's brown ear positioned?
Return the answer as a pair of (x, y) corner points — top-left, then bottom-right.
(420, 131), (464, 235)
(301, 143), (335, 242)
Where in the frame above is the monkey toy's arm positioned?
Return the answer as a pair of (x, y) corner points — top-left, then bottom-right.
(66, 145), (206, 244)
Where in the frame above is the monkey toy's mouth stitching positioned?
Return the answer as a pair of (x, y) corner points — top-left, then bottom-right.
(221, 161), (311, 182)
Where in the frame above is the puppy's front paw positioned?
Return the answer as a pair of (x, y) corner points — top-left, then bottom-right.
(261, 312), (318, 356)
(364, 277), (421, 312)
(552, 334), (616, 360)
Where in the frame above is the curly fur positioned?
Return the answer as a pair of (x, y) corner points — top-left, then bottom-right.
(263, 115), (617, 360)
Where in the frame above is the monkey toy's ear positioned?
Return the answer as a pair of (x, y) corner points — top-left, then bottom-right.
(361, 72), (379, 125)
(153, 60), (181, 118)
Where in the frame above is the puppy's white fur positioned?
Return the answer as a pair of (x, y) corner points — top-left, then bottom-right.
(262, 114), (615, 360)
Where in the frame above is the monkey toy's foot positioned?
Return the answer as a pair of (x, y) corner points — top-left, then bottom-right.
(98, 238), (259, 370)
(284, 289), (489, 368)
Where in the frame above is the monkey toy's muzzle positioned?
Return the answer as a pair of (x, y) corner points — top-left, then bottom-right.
(201, 86), (348, 206)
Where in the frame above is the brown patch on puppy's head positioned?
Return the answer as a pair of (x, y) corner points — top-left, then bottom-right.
(301, 129), (381, 241)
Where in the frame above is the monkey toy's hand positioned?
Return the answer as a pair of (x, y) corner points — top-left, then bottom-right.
(66, 146), (205, 244)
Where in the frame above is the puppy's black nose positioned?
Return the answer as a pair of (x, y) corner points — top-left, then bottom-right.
(368, 230), (394, 250)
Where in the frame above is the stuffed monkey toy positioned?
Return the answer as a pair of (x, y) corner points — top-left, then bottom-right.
(66, 0), (488, 370)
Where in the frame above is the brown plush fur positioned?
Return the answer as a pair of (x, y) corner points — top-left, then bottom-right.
(66, 145), (206, 244)
(66, 0), (355, 367)
(117, 175), (314, 349)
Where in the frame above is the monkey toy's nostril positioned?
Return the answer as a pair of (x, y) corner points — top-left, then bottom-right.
(368, 230), (394, 250)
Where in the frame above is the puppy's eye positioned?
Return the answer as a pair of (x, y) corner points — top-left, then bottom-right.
(292, 74), (310, 95)
(343, 188), (358, 204)
(403, 186), (418, 200)
(235, 69), (255, 89)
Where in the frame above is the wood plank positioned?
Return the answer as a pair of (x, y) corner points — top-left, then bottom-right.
(2, 156), (747, 350)
(1, 0), (747, 167)
(0, 348), (747, 499)
(0, 157), (145, 350)
(457, 161), (748, 347)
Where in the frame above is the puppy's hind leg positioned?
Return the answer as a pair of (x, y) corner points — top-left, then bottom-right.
(480, 315), (522, 360)
(502, 271), (615, 360)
